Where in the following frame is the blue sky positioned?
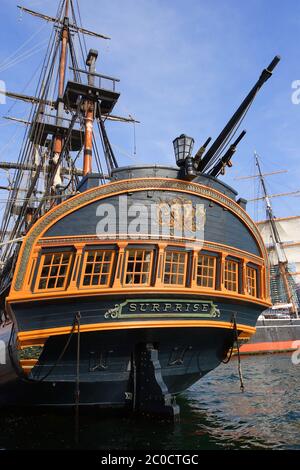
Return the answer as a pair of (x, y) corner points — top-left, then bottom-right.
(0, 0), (300, 221)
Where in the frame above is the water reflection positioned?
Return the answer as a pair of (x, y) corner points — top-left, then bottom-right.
(0, 354), (299, 450)
(187, 354), (300, 449)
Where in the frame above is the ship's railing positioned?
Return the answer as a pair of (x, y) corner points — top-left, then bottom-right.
(69, 67), (120, 92)
(34, 111), (82, 129)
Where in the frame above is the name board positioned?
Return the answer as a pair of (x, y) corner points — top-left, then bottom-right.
(104, 299), (220, 320)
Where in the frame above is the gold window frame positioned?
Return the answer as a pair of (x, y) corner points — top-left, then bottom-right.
(80, 249), (115, 289)
(224, 259), (239, 292)
(196, 254), (216, 289)
(246, 265), (257, 297)
(123, 249), (154, 287)
(163, 250), (188, 287)
(35, 251), (73, 292)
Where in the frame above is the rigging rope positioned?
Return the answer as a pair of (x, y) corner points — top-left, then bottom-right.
(29, 99), (84, 225)
(0, 41), (49, 74)
(1, 36), (61, 253)
(0, 22), (47, 71)
(0, 0), (65, 257)
(0, 0), (118, 271)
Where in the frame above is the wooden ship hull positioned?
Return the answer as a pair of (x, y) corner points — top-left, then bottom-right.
(0, 170), (270, 416)
(0, 1), (279, 418)
(0, 323), (252, 410)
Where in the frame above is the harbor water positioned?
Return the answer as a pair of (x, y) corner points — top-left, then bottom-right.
(0, 353), (299, 450)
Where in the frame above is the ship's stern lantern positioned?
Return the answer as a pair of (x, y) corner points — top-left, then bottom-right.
(173, 134), (196, 178)
(173, 134), (194, 167)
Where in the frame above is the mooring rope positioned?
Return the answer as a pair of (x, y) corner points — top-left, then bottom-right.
(233, 314), (245, 392)
(222, 312), (245, 392)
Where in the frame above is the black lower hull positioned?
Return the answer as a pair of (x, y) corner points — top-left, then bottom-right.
(0, 325), (234, 412)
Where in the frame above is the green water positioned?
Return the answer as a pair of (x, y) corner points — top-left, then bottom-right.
(0, 354), (299, 450)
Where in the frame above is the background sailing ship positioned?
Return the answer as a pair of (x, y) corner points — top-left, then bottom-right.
(239, 154), (300, 354)
(0, 0), (279, 418)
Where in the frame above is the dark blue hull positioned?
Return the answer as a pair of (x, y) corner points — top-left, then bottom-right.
(1, 325), (233, 408)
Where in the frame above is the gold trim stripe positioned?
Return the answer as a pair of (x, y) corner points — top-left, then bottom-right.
(17, 319), (256, 343)
(8, 287), (271, 308)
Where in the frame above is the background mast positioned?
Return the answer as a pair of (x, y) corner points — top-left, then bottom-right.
(255, 152), (298, 316)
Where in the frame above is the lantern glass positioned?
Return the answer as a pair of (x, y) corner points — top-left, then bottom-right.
(173, 134), (194, 166)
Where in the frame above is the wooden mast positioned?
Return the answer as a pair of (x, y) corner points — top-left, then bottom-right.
(52, 0), (70, 188)
(58, 0), (69, 98)
(83, 50), (98, 176)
